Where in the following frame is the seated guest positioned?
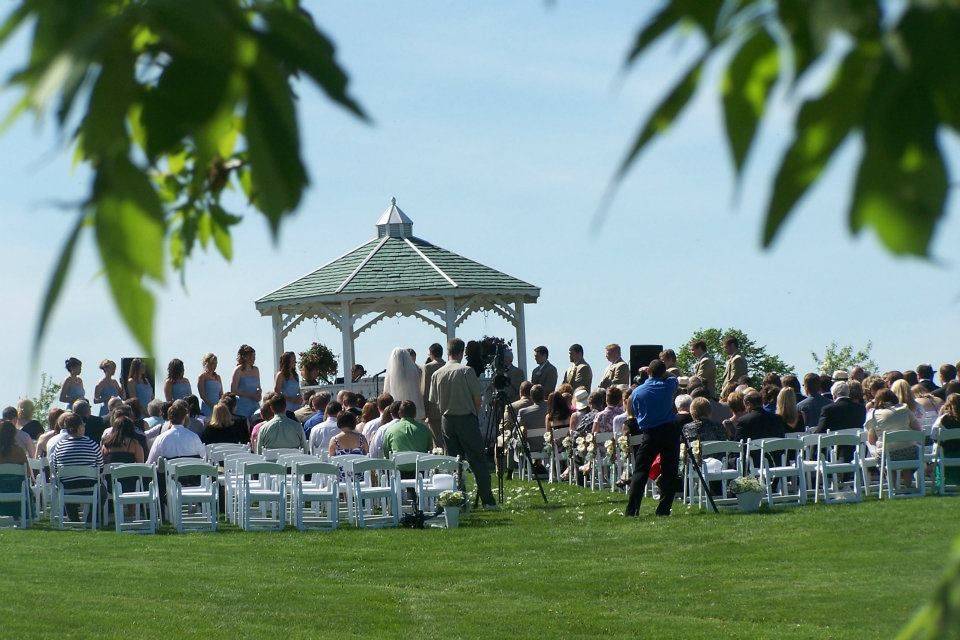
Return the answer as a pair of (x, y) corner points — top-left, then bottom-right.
(934, 394), (960, 486)
(815, 382), (867, 433)
(293, 389), (317, 424)
(308, 400), (343, 455)
(73, 400), (106, 444)
(146, 400), (206, 464)
(380, 400), (431, 464)
(101, 416), (145, 465)
(101, 405), (149, 455)
(916, 364), (938, 393)
(593, 387), (624, 433)
(517, 384), (549, 452)
(2, 406), (36, 458)
(143, 400), (166, 431)
(201, 403), (247, 445)
(776, 387), (805, 433)
(302, 392), (332, 435)
(850, 366), (867, 383)
(782, 374), (804, 402)
(848, 380), (865, 405)
(722, 391), (746, 439)
(545, 390), (573, 434)
(612, 389), (633, 435)
(362, 394), (394, 440)
(369, 401), (401, 458)
(36, 407), (65, 457)
(903, 370), (919, 387)
(0, 420), (29, 466)
(734, 389), (786, 442)
(342, 392), (363, 418)
(934, 364), (958, 401)
(866, 389), (920, 475)
(248, 395), (277, 452)
(892, 379), (924, 426)
(684, 397), (725, 442)
(184, 396), (205, 435)
(690, 385), (732, 424)
(913, 384), (943, 422)
(674, 394), (694, 431)
(571, 390), (604, 435)
(256, 394), (307, 454)
(15, 399), (44, 440)
(328, 412), (368, 457)
(760, 385), (779, 413)
(49, 412), (103, 523)
(358, 401), (379, 433)
(503, 381), (534, 432)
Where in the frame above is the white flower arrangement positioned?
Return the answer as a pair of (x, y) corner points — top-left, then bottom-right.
(562, 436), (573, 450)
(585, 433), (594, 444)
(729, 476), (764, 495)
(604, 439), (615, 455)
(437, 490), (465, 507)
(431, 447), (444, 455)
(617, 435), (630, 458)
(543, 430), (553, 442)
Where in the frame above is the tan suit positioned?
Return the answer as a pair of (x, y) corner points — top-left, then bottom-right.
(722, 354), (747, 389)
(598, 359), (630, 388)
(563, 361), (593, 392)
(421, 358), (446, 445)
(694, 355), (717, 395)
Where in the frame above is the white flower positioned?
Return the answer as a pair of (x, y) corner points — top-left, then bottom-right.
(587, 443), (595, 453)
(431, 447), (444, 455)
(575, 436), (585, 445)
(543, 431), (553, 442)
(585, 433), (594, 443)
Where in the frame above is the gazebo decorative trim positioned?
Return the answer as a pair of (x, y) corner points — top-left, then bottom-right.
(255, 198), (540, 385)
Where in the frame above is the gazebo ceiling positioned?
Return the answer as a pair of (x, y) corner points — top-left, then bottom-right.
(255, 198), (539, 313)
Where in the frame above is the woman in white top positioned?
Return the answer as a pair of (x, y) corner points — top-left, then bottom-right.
(382, 348), (424, 419)
(866, 389), (921, 472)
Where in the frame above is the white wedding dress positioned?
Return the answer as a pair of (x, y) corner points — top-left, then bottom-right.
(382, 348), (425, 419)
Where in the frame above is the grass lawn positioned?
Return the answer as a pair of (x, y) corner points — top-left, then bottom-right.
(1, 482), (957, 639)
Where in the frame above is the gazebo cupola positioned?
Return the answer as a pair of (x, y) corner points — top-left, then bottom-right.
(255, 198), (540, 387)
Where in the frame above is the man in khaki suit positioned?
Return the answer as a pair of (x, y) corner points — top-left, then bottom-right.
(563, 343), (593, 391)
(598, 344), (629, 389)
(421, 343), (446, 447)
(722, 336), (748, 390)
(690, 339), (717, 397)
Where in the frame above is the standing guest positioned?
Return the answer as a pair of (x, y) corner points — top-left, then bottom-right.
(429, 338), (497, 509)
(36, 408), (65, 457)
(369, 401), (401, 458)
(501, 349), (526, 403)
(916, 364), (938, 393)
(48, 412), (103, 523)
(201, 403), (246, 445)
(256, 394), (307, 453)
(815, 382), (867, 433)
(59, 357), (85, 407)
(531, 346), (559, 394)
(101, 416), (145, 465)
(328, 412), (369, 457)
(73, 400), (106, 444)
(690, 340), (717, 397)
(933, 394), (960, 486)
(684, 397), (725, 442)
(362, 394), (394, 440)
(274, 351), (303, 414)
(164, 359), (192, 401)
(197, 353), (223, 418)
(380, 400), (431, 461)
(1, 407), (36, 458)
(625, 359), (681, 517)
(421, 343), (446, 447)
(598, 344), (630, 389)
(231, 344), (262, 423)
(126, 358), (154, 410)
(798, 374), (830, 429)
(308, 400), (343, 455)
(934, 364), (958, 401)
(776, 387), (805, 433)
(15, 399), (43, 440)
(594, 387), (624, 433)
(721, 337), (747, 391)
(248, 396), (276, 453)
(146, 400), (205, 464)
(93, 360), (123, 417)
(563, 344), (593, 392)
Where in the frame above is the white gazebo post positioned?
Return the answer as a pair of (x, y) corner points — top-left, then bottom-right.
(514, 297), (528, 376)
(271, 310), (284, 371)
(445, 297), (456, 342)
(340, 301), (354, 388)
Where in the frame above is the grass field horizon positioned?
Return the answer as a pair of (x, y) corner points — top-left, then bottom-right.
(1, 481), (956, 639)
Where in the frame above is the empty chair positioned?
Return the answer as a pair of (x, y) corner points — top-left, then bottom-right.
(522, 427), (550, 482)
(688, 441), (741, 509)
(27, 457), (49, 518)
(415, 455), (461, 512)
(110, 464), (161, 533)
(350, 458), (400, 528)
(238, 461), (286, 531)
(51, 465), (100, 530)
(222, 453), (264, 523)
(878, 430), (925, 499)
(262, 448), (304, 462)
(589, 432), (615, 491)
(390, 451), (423, 509)
(757, 438), (807, 507)
(933, 428), (960, 495)
(799, 434), (821, 498)
(549, 427), (571, 484)
(291, 460), (339, 531)
(814, 434), (863, 504)
(167, 462), (219, 532)
(0, 463), (31, 529)
(859, 431), (881, 496)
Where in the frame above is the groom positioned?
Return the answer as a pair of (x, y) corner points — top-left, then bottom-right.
(429, 338), (497, 509)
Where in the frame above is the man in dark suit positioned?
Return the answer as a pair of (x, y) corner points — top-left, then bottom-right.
(933, 364), (957, 401)
(733, 390), (786, 442)
(530, 346), (558, 394)
(73, 399), (106, 443)
(421, 343), (446, 447)
(815, 382), (866, 433)
(517, 385), (549, 478)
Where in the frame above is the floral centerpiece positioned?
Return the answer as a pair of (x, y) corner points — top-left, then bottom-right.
(729, 475), (764, 513)
(438, 489), (465, 528)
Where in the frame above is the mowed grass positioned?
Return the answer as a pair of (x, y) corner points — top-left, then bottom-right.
(0, 482), (957, 640)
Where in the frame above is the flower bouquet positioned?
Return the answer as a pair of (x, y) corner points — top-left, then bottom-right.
(438, 490), (465, 528)
(542, 430), (554, 459)
(729, 475), (764, 513)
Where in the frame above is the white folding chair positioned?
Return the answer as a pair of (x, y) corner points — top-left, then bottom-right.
(415, 455), (460, 512)
(350, 458), (400, 528)
(262, 448), (304, 462)
(799, 434), (821, 498)
(168, 462), (219, 532)
(27, 457), (49, 518)
(390, 452), (423, 509)
(110, 464), (161, 533)
(238, 461), (286, 531)
(590, 432), (615, 491)
(52, 465), (100, 529)
(758, 438), (807, 507)
(878, 430), (925, 499)
(814, 434), (863, 504)
(549, 427), (571, 484)
(688, 441), (741, 509)
(859, 430), (880, 496)
(291, 460), (339, 531)
(933, 428), (960, 495)
(222, 453), (264, 523)
(0, 463), (31, 528)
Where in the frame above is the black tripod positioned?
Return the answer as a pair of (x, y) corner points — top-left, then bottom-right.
(487, 389), (548, 505)
(679, 431), (719, 513)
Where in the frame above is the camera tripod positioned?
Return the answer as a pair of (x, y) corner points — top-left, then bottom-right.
(483, 389), (548, 506)
(679, 430), (719, 513)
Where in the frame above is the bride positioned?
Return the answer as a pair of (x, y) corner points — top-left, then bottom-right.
(383, 348), (425, 419)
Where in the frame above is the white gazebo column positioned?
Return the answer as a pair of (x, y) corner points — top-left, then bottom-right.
(514, 298), (528, 376)
(445, 297), (456, 342)
(340, 301), (355, 388)
(271, 310), (284, 371)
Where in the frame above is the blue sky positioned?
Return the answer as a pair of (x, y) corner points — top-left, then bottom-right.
(0, 2), (957, 399)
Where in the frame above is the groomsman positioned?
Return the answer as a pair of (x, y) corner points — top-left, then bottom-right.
(722, 336), (748, 389)
(563, 344), (593, 392)
(690, 340), (717, 397)
(530, 346), (558, 394)
(598, 344), (629, 388)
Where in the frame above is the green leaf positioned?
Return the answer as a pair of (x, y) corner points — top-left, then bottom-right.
(245, 51), (307, 233)
(722, 27), (779, 176)
(102, 255), (156, 356)
(197, 210), (212, 249)
(898, 6), (960, 133)
(0, 3), (30, 46)
(32, 213), (86, 356)
(210, 205), (236, 260)
(762, 43), (881, 246)
(624, 6), (678, 66)
(80, 43), (137, 156)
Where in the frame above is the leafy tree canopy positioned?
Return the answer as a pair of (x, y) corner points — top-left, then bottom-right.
(811, 341), (878, 375)
(676, 327), (793, 395)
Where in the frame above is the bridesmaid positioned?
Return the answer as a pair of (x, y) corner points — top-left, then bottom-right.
(59, 357), (85, 407)
(126, 358), (155, 410)
(197, 353), (223, 418)
(230, 345), (261, 423)
(274, 351), (303, 415)
(164, 358), (192, 401)
(93, 359), (123, 417)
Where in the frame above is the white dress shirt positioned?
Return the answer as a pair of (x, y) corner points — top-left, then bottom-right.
(308, 417), (340, 455)
(369, 419), (396, 458)
(361, 416), (384, 440)
(146, 424), (206, 464)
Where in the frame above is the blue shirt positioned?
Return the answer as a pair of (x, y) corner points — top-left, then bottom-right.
(303, 410), (327, 436)
(631, 377), (679, 430)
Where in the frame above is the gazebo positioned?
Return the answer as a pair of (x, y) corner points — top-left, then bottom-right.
(255, 198), (540, 386)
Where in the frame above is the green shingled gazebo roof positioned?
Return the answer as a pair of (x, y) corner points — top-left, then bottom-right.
(255, 198), (539, 310)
